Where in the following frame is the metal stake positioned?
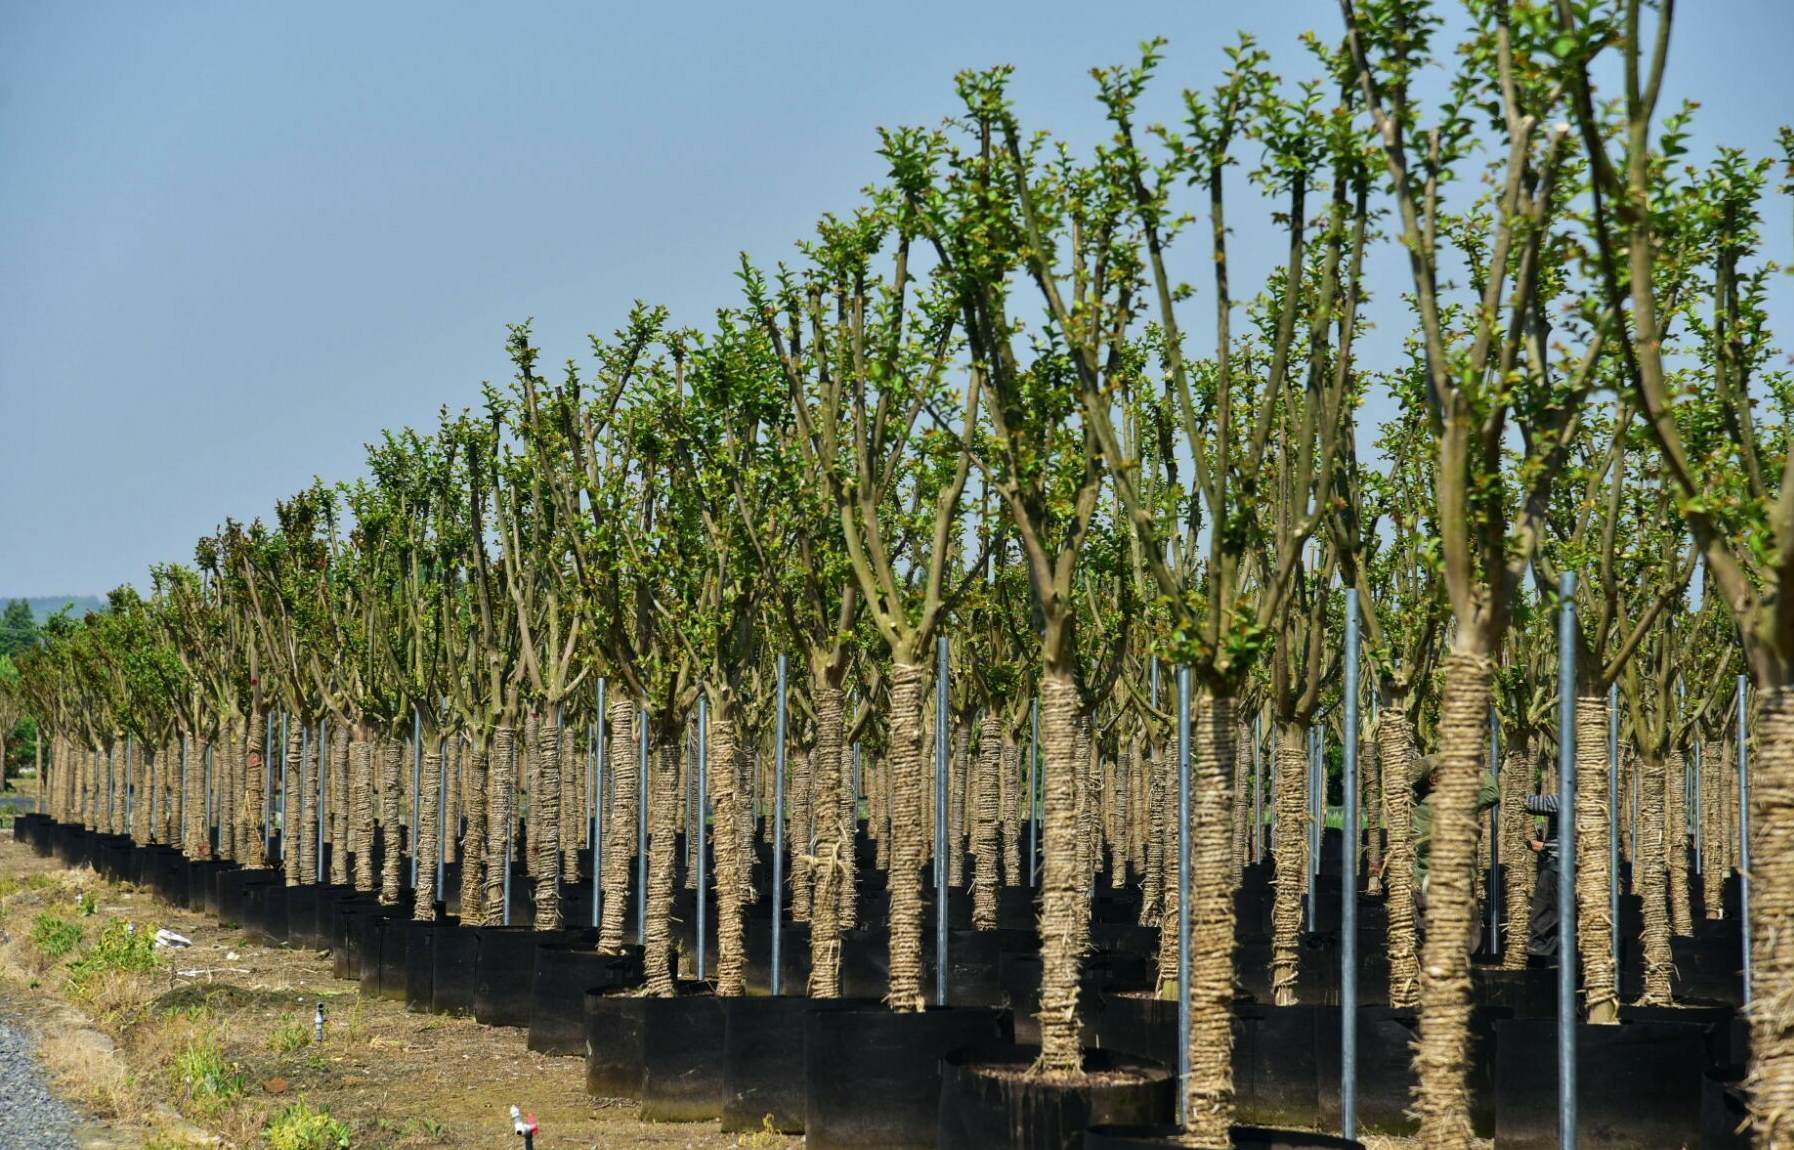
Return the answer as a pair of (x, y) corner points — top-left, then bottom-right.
(1341, 590), (1361, 1140)
(1175, 666), (1192, 1127)
(772, 656), (788, 995)
(696, 692), (709, 982)
(1608, 681), (1619, 974)
(411, 709), (422, 887)
(317, 719), (327, 884)
(1557, 571), (1579, 1150)
(935, 636), (950, 1007)
(594, 678), (606, 929)
(1490, 707), (1502, 956)
(1737, 675), (1752, 1006)
(1028, 697), (1039, 888)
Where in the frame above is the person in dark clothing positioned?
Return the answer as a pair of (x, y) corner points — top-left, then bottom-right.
(1523, 793), (1561, 959)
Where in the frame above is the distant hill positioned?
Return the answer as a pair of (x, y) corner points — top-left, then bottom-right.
(7, 596), (107, 623)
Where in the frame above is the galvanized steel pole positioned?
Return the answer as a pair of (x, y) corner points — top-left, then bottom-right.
(1175, 666), (1192, 1127)
(1557, 571), (1579, 1150)
(1341, 591), (1360, 1140)
(935, 636), (950, 1006)
(696, 693), (708, 982)
(772, 656), (788, 995)
(1737, 675), (1752, 1006)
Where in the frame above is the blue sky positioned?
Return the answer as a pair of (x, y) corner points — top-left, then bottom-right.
(2, 1), (1790, 596)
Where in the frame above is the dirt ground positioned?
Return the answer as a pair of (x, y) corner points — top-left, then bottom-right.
(0, 835), (1458, 1150)
(0, 837), (794, 1149)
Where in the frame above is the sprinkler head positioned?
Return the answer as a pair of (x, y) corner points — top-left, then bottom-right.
(509, 1105), (538, 1144)
(313, 1002), (326, 1042)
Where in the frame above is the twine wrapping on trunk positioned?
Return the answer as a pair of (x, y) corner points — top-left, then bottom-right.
(1182, 691), (1242, 1148)
(381, 738), (406, 909)
(1364, 721), (1383, 896)
(709, 712), (746, 996)
(1035, 674), (1088, 1074)
(1379, 709), (1420, 1009)
(1270, 723), (1308, 1006)
(534, 712), (564, 932)
(972, 710), (1001, 930)
(484, 726), (517, 925)
(1574, 693), (1618, 1022)
(1666, 746), (1693, 936)
(244, 711), (267, 868)
(1703, 739), (1726, 920)
(598, 698), (637, 954)
(1002, 739), (1022, 886)
(885, 662), (928, 1012)
(1410, 651), (1494, 1150)
(352, 737), (376, 892)
(1143, 738), (1167, 929)
(644, 735), (679, 997)
(459, 742), (490, 926)
(1499, 746), (1537, 970)
(1743, 686), (1794, 1146)
(807, 684), (847, 998)
(283, 727), (304, 886)
(1638, 750), (1673, 1005)
(790, 745), (814, 922)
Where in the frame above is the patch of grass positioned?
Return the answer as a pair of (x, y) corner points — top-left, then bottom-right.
(66, 918), (160, 995)
(265, 1098), (350, 1150)
(270, 1017), (311, 1053)
(30, 912), (84, 958)
(76, 889), (99, 916)
(173, 1033), (245, 1114)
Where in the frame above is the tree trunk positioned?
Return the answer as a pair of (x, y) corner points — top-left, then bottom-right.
(485, 725), (517, 924)
(1035, 672), (1087, 1073)
(298, 734), (317, 883)
(330, 724), (350, 885)
(1183, 690), (1242, 1148)
(710, 712), (746, 996)
(1270, 721), (1308, 1006)
(886, 661), (928, 1012)
(1002, 737), (1022, 887)
(1743, 685), (1794, 1145)
(1665, 746), (1693, 936)
(1232, 727), (1252, 874)
(1574, 692), (1618, 1023)
(1364, 720), (1382, 895)
(1638, 749), (1673, 1005)
(1379, 709), (1420, 1009)
(1411, 651), (1494, 1149)
(599, 698), (637, 953)
(645, 733), (679, 996)
(807, 681), (847, 997)
(384, 738), (409, 909)
(460, 742), (490, 925)
(972, 711), (1001, 930)
(535, 711), (563, 931)
(1499, 746), (1537, 970)
(352, 736), (376, 892)
(790, 745), (814, 922)
(244, 711), (267, 867)
(1142, 736), (1166, 928)
(1702, 740), (1726, 920)
(949, 721), (969, 888)
(284, 727), (303, 886)
(561, 720), (581, 880)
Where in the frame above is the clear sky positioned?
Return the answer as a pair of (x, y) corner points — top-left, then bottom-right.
(3, 1), (1790, 597)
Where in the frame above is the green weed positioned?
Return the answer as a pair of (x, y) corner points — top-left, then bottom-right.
(65, 918), (160, 993)
(265, 1098), (350, 1150)
(30, 912), (83, 958)
(269, 1018), (311, 1054)
(173, 1034), (245, 1114)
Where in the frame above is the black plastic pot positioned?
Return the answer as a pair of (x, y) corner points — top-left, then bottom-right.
(718, 996), (882, 1134)
(584, 990), (649, 1098)
(1081, 992), (1176, 1064)
(187, 860), (230, 919)
(1314, 1006), (1498, 1136)
(431, 922), (480, 1016)
(1494, 1018), (1706, 1148)
(804, 1004), (1012, 1149)
(936, 1044), (1173, 1150)
(744, 918), (812, 995)
(356, 911), (392, 997)
(526, 945), (643, 1055)
(474, 927), (597, 1028)
(1471, 964), (1558, 1017)
(1702, 1070), (1749, 1150)
(218, 869), (276, 927)
(285, 884), (322, 949)
(375, 909), (416, 1001)
(640, 987), (725, 1121)
(400, 918), (451, 1012)
(250, 882), (290, 944)
(332, 901), (379, 981)
(1084, 1124), (1362, 1149)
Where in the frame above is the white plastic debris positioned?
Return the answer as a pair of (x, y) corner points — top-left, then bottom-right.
(153, 928), (192, 949)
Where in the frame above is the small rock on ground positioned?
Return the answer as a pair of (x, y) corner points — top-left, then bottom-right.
(0, 1016), (82, 1149)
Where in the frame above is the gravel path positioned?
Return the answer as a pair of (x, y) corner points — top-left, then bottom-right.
(0, 1017), (81, 1150)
